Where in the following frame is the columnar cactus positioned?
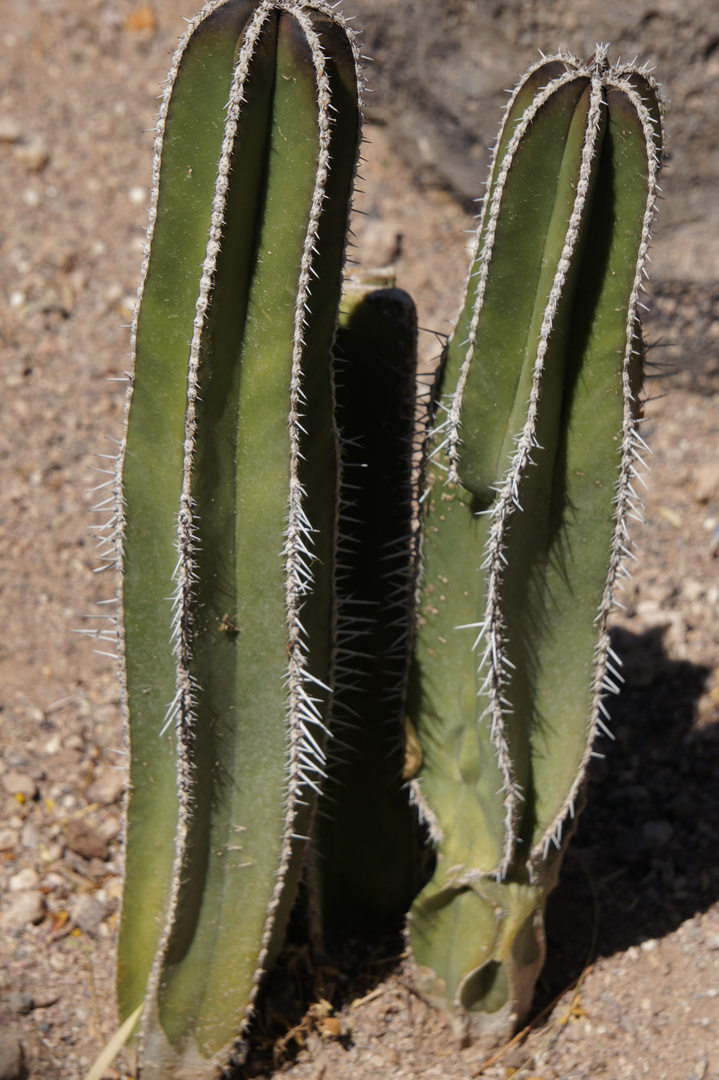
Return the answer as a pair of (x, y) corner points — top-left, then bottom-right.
(111, 5), (665, 1069)
(406, 47), (662, 1042)
(316, 285), (419, 929)
(116, 1), (360, 1074)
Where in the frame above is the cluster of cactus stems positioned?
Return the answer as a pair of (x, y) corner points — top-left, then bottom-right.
(99, 0), (662, 1073)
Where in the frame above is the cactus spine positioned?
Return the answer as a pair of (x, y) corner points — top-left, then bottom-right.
(116, 1), (360, 1074)
(407, 48), (662, 1042)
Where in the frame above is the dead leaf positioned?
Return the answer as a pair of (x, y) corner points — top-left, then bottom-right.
(124, 5), (156, 32)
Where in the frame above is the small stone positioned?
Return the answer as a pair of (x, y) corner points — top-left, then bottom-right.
(86, 856), (111, 879)
(98, 814), (121, 841)
(2, 890), (45, 929)
(9, 867), (39, 892)
(0, 118), (21, 143)
(20, 821), (42, 850)
(643, 820), (674, 847)
(7, 992), (34, 1016)
(355, 218), (402, 268)
(39, 840), (64, 863)
(0, 1034), (23, 1080)
(694, 463), (719, 504)
(86, 764), (125, 806)
(0, 828), (18, 852)
(64, 818), (109, 860)
(43, 734), (61, 755)
(14, 136), (49, 172)
(70, 893), (106, 935)
(32, 991), (59, 1009)
(63, 733), (85, 752)
(2, 772), (37, 800)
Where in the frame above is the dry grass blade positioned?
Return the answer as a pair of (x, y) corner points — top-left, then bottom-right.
(83, 1003), (143, 1080)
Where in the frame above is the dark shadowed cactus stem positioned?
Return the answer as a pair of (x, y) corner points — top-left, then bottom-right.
(316, 285), (419, 929)
(116, 1), (360, 1075)
(407, 48), (662, 1044)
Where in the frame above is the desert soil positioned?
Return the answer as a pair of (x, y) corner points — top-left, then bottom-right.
(0, 1), (718, 1079)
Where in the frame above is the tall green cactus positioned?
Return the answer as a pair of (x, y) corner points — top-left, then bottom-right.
(406, 48), (662, 1042)
(111, 8), (666, 1069)
(316, 285), (419, 929)
(116, 1), (360, 1074)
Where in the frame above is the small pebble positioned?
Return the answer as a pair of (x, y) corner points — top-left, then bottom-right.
(43, 734), (62, 755)
(39, 840), (64, 863)
(64, 818), (109, 860)
(2, 772), (37, 800)
(86, 764), (125, 805)
(0, 1034), (23, 1080)
(7, 992), (34, 1016)
(70, 893), (106, 935)
(0, 118), (21, 142)
(14, 136), (49, 172)
(9, 868), (39, 892)
(20, 821), (42, 850)
(694, 462), (719, 504)
(2, 890), (45, 929)
(0, 828), (18, 852)
(643, 820), (674, 847)
(98, 814), (121, 841)
(355, 218), (402, 268)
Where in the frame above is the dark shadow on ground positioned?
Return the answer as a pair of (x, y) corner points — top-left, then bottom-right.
(538, 623), (715, 1007)
(235, 623), (714, 1074)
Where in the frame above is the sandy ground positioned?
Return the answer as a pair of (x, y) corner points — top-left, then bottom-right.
(0, 2), (718, 1078)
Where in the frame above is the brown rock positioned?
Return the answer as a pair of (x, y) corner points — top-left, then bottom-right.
(2, 772), (37, 800)
(694, 462), (719, 504)
(70, 893), (106, 935)
(86, 764), (124, 805)
(64, 818), (109, 860)
(14, 136), (49, 172)
(0, 828), (18, 852)
(0, 1034), (23, 1080)
(2, 890), (46, 929)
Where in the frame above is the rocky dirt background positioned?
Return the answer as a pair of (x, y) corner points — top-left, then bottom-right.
(0, 0), (718, 1078)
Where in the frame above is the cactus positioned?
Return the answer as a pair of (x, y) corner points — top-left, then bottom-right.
(110, 6), (666, 1067)
(116, 1), (360, 1074)
(406, 48), (662, 1043)
(316, 284), (419, 929)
